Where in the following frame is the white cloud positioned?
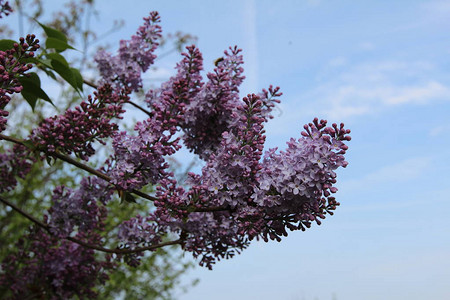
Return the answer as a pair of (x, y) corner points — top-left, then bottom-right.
(383, 81), (449, 105)
(296, 60), (450, 119)
(429, 124), (450, 137)
(339, 157), (431, 193)
(324, 103), (371, 119)
(328, 56), (347, 68)
(358, 41), (375, 51)
(322, 80), (450, 119)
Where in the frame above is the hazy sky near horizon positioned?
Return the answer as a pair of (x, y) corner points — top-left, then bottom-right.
(5, 1), (450, 299)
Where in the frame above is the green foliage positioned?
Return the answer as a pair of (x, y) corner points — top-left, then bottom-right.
(37, 20), (69, 44)
(18, 72), (53, 109)
(0, 39), (16, 50)
(100, 248), (197, 300)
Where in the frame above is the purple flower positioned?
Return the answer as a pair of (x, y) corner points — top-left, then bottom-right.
(0, 228), (113, 299)
(0, 144), (35, 193)
(117, 214), (164, 250)
(182, 46), (245, 159)
(253, 118), (351, 240)
(31, 84), (126, 160)
(109, 45), (204, 191)
(95, 12), (162, 91)
(48, 177), (112, 238)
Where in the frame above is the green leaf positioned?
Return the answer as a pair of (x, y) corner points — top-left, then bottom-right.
(36, 21), (68, 43)
(21, 140), (37, 151)
(20, 88), (38, 110)
(35, 58), (54, 69)
(0, 39), (16, 51)
(44, 53), (82, 93)
(51, 59), (78, 91)
(18, 72), (54, 110)
(120, 191), (137, 204)
(45, 53), (69, 67)
(45, 37), (75, 52)
(70, 67), (83, 91)
(42, 68), (57, 80)
(21, 57), (53, 70)
(45, 155), (53, 165)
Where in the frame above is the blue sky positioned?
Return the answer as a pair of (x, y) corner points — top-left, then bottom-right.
(6, 0), (450, 299)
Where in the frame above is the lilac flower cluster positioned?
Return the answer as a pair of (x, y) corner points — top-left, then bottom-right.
(117, 214), (167, 250)
(31, 84), (127, 160)
(48, 176), (112, 238)
(0, 144), (35, 193)
(182, 46), (245, 159)
(95, 12), (162, 91)
(254, 118), (350, 241)
(103, 38), (350, 268)
(145, 44), (204, 129)
(151, 95), (350, 268)
(108, 126), (173, 191)
(0, 35), (39, 132)
(198, 94), (267, 207)
(0, 228), (113, 299)
(153, 94), (272, 267)
(0, 0), (12, 18)
(256, 85), (282, 121)
(146, 46), (280, 161)
(109, 45), (203, 191)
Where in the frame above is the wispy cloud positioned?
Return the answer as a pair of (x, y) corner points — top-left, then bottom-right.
(339, 156), (431, 193)
(429, 124), (450, 137)
(286, 60), (450, 120)
(358, 41), (375, 51)
(328, 56), (347, 68)
(421, 0), (450, 22)
(322, 80), (450, 119)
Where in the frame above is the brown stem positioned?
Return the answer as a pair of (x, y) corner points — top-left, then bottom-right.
(0, 195), (49, 231)
(67, 237), (182, 254)
(125, 99), (153, 117)
(49, 151), (159, 202)
(0, 133), (23, 145)
(0, 195), (181, 254)
(83, 79), (153, 117)
(193, 206), (231, 212)
(83, 79), (97, 88)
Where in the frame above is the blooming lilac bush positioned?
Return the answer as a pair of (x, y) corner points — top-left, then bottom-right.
(0, 8), (351, 299)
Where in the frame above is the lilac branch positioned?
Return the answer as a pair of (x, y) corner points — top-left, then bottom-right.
(0, 133), (158, 202)
(0, 195), (181, 254)
(83, 80), (153, 117)
(0, 195), (48, 231)
(125, 99), (153, 117)
(0, 133), (228, 212)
